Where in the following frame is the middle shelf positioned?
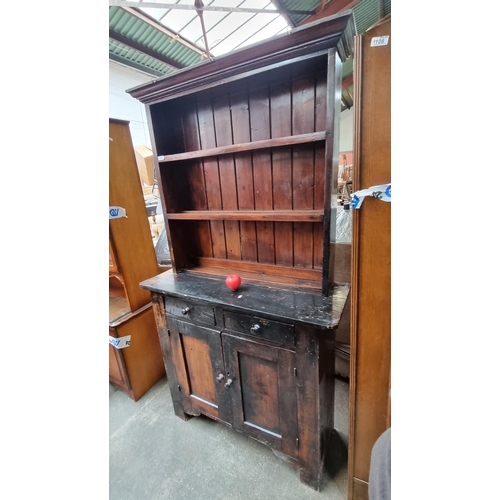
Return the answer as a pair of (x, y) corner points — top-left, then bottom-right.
(157, 131), (326, 163)
(165, 210), (324, 222)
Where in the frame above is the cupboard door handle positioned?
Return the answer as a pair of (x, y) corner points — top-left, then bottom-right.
(250, 324), (261, 333)
(181, 307), (191, 315)
(224, 378), (233, 388)
(216, 374), (224, 382)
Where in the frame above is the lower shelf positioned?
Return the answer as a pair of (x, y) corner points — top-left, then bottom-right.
(183, 258), (323, 292)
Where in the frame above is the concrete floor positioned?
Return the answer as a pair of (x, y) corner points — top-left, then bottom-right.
(110, 376), (350, 500)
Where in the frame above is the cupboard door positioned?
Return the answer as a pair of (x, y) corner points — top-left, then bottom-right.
(222, 333), (299, 458)
(109, 328), (131, 391)
(167, 317), (230, 423)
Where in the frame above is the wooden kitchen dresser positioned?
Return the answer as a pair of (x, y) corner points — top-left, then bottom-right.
(128, 12), (356, 490)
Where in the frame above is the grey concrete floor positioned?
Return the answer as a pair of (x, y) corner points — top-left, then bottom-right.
(110, 376), (349, 500)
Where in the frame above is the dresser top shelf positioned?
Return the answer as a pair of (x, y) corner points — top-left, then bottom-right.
(140, 270), (349, 330)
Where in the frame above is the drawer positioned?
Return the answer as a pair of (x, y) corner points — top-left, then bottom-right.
(164, 296), (215, 326)
(223, 310), (295, 347)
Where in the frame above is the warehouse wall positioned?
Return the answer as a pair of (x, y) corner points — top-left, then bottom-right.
(109, 61), (354, 151)
(109, 61), (152, 147)
(339, 107), (353, 153)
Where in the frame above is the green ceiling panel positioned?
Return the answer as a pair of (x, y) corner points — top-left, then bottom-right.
(352, 0), (391, 33)
(278, 0), (323, 26)
(110, 6), (202, 72)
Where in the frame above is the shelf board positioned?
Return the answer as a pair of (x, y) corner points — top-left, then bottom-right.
(186, 265), (322, 293)
(166, 210), (324, 222)
(109, 296), (131, 323)
(197, 257), (322, 280)
(158, 132), (326, 163)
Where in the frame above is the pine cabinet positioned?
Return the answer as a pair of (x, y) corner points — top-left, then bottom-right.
(128, 11), (355, 490)
(109, 118), (166, 401)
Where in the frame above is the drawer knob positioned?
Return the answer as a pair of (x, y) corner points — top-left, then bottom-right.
(181, 306), (191, 315)
(225, 378), (234, 388)
(250, 324), (261, 334)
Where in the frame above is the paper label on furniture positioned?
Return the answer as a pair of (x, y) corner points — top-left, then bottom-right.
(109, 206), (128, 219)
(109, 335), (131, 349)
(351, 183), (391, 209)
(371, 36), (389, 47)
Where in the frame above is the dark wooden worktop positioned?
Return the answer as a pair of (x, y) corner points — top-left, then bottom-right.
(140, 270), (349, 330)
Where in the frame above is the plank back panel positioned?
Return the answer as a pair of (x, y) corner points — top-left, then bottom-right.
(213, 94), (241, 261)
(292, 76), (316, 268)
(230, 89), (258, 262)
(148, 100), (185, 156)
(249, 84), (275, 265)
(181, 101), (213, 257)
(197, 98), (227, 260)
(270, 80), (293, 266)
(314, 73), (328, 268)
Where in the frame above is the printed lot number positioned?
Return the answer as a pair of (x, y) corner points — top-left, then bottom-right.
(371, 35), (389, 47)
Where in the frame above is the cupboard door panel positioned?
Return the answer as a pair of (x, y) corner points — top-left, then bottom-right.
(167, 317), (229, 422)
(181, 335), (217, 404)
(222, 333), (298, 458)
(239, 353), (280, 433)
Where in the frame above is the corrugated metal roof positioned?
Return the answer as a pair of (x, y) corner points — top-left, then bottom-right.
(352, 0), (391, 33)
(280, 0), (321, 26)
(109, 0), (391, 109)
(109, 6), (205, 70)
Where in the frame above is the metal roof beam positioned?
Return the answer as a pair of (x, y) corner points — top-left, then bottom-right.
(342, 75), (353, 89)
(109, 54), (165, 78)
(194, 0), (212, 60)
(299, 0), (362, 25)
(109, 29), (186, 69)
(109, 1), (315, 16)
(270, 0), (299, 27)
(121, 6), (209, 58)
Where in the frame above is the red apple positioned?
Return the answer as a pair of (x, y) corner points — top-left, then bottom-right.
(225, 274), (241, 291)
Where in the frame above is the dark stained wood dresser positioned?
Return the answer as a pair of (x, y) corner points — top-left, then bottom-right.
(128, 12), (356, 490)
